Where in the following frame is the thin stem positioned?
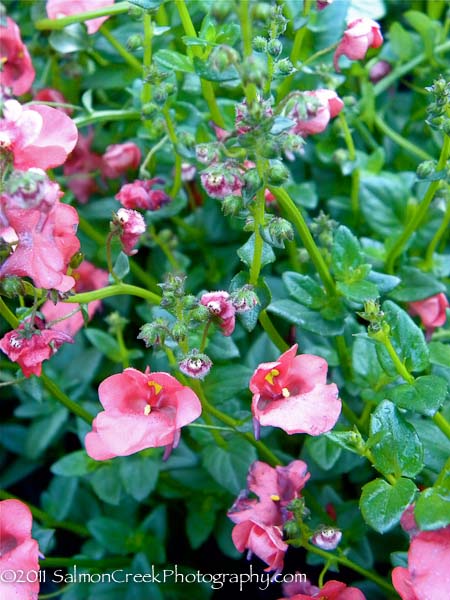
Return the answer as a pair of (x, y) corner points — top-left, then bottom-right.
(116, 327), (129, 369)
(99, 25), (142, 72)
(249, 196), (265, 285)
(269, 186), (336, 296)
(383, 336), (415, 384)
(64, 283), (161, 305)
(162, 106), (182, 198)
(106, 231), (121, 284)
(0, 297), (19, 328)
(258, 310), (289, 352)
(238, 0), (252, 57)
(303, 41), (339, 66)
(424, 200), (450, 268)
(40, 373), (94, 424)
(150, 225), (180, 271)
(199, 320), (212, 353)
(73, 110), (140, 128)
(433, 412), (450, 441)
(141, 14), (153, 105)
(339, 112), (360, 218)
(35, 1), (130, 30)
(139, 135), (168, 178)
(385, 134), (450, 273)
(373, 114), (433, 161)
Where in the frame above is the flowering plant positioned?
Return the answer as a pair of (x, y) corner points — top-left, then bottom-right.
(0, 1), (449, 599)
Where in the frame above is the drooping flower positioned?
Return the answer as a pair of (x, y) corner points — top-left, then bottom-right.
(228, 460), (310, 572)
(408, 293), (449, 337)
(102, 142), (141, 179)
(392, 526), (450, 600)
(46, 0), (115, 35)
(0, 18), (35, 96)
(0, 201), (80, 292)
(250, 344), (341, 437)
(333, 18), (383, 72)
(34, 88), (73, 115)
(0, 319), (73, 377)
(0, 99), (78, 170)
(114, 208), (146, 256)
(200, 291), (236, 336)
(41, 260), (109, 337)
(0, 499), (40, 600)
(286, 90), (344, 138)
(85, 367), (202, 460)
(63, 131), (103, 203)
(115, 178), (170, 211)
(279, 580), (366, 599)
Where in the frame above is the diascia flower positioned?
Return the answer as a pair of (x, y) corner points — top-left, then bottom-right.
(102, 142), (141, 179)
(286, 90), (344, 137)
(228, 460), (310, 572)
(250, 344), (341, 437)
(392, 526), (450, 600)
(85, 367), (202, 460)
(279, 580), (366, 599)
(408, 293), (449, 337)
(0, 499), (41, 600)
(115, 178), (170, 211)
(200, 291), (236, 336)
(0, 17), (35, 96)
(115, 208), (146, 256)
(0, 319), (73, 377)
(333, 18), (383, 72)
(0, 99), (78, 170)
(34, 88), (73, 115)
(46, 0), (115, 35)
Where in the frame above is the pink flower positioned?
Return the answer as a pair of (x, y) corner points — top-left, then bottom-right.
(280, 580), (366, 599)
(250, 344), (341, 437)
(34, 88), (73, 115)
(287, 90), (344, 137)
(311, 527), (342, 550)
(1, 168), (63, 212)
(400, 504), (420, 539)
(0, 18), (35, 96)
(41, 260), (109, 336)
(46, 0), (115, 35)
(0, 319), (73, 377)
(228, 460), (310, 572)
(85, 367), (202, 460)
(179, 352), (212, 379)
(369, 60), (392, 83)
(408, 293), (448, 337)
(115, 178), (170, 211)
(0, 499), (40, 600)
(0, 201), (80, 292)
(115, 208), (146, 256)
(200, 167), (244, 199)
(102, 142), (141, 179)
(63, 131), (103, 203)
(0, 99), (78, 170)
(392, 526), (450, 600)
(334, 18), (383, 72)
(181, 162), (196, 182)
(200, 291), (236, 336)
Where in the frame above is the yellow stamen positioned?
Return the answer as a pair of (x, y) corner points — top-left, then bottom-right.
(265, 368), (280, 385)
(143, 404), (151, 416)
(270, 494), (280, 501)
(147, 381), (162, 394)
(282, 387), (290, 398)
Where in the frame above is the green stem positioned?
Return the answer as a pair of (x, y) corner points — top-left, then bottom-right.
(258, 310), (289, 352)
(424, 200), (450, 268)
(385, 134), (450, 273)
(141, 14), (153, 105)
(64, 283), (161, 305)
(373, 114), (433, 161)
(249, 193), (265, 285)
(139, 135), (168, 177)
(106, 231), (121, 284)
(433, 412), (450, 441)
(303, 41), (339, 66)
(150, 226), (180, 271)
(40, 373), (94, 424)
(238, 0), (252, 57)
(0, 490), (89, 537)
(269, 186), (336, 295)
(35, 1), (130, 30)
(73, 110), (140, 128)
(199, 320), (212, 353)
(99, 25), (142, 72)
(339, 112), (360, 218)
(0, 297), (19, 328)
(383, 335), (415, 384)
(116, 327), (129, 369)
(162, 106), (182, 198)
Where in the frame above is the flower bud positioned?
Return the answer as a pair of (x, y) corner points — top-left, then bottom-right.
(190, 304), (211, 323)
(268, 217), (294, 243)
(311, 527), (342, 550)
(179, 350), (212, 379)
(231, 286), (259, 313)
(126, 34), (143, 51)
(211, 0), (232, 19)
(243, 168), (263, 194)
(283, 519), (301, 538)
(252, 36), (267, 52)
(128, 5), (144, 19)
(222, 195), (243, 216)
(267, 39), (283, 58)
(267, 161), (289, 185)
(138, 319), (169, 347)
(196, 143), (220, 165)
(260, 138), (280, 159)
(416, 160), (437, 179)
(69, 251), (84, 270)
(276, 58), (294, 75)
(113, 208), (146, 256)
(241, 57), (267, 87)
(171, 322), (188, 343)
(252, 2), (272, 21)
(153, 86), (168, 105)
(141, 102), (158, 119)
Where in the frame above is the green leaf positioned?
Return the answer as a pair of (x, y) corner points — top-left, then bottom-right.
(193, 57), (240, 82)
(286, 181), (318, 209)
(89, 463), (122, 505)
(387, 375), (448, 416)
(113, 252), (130, 280)
(404, 10), (441, 59)
(49, 23), (88, 53)
(186, 496), (219, 549)
(24, 408), (68, 458)
(215, 23), (240, 45)
(237, 234), (276, 270)
(118, 454), (160, 501)
(154, 49), (194, 73)
(337, 280), (379, 303)
(415, 487), (450, 530)
(366, 270), (400, 294)
(369, 400), (423, 477)
(268, 299), (344, 336)
(331, 226), (368, 281)
(360, 478), (417, 533)
(202, 438), (257, 495)
(51, 450), (97, 477)
(352, 336), (385, 387)
(282, 272), (327, 308)
(389, 266), (445, 302)
(306, 436), (342, 470)
(203, 365), (252, 402)
(206, 331), (240, 361)
(84, 328), (122, 362)
(229, 272), (271, 332)
(429, 342), (450, 368)
(389, 22), (416, 61)
(87, 517), (132, 554)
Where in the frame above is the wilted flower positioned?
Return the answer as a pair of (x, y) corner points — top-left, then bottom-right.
(369, 60), (392, 83)
(0, 18), (35, 96)
(333, 18), (383, 72)
(200, 167), (244, 199)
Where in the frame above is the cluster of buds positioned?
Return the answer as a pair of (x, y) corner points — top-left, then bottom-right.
(252, 7), (293, 77)
(311, 211), (338, 249)
(425, 77), (450, 133)
(358, 299), (388, 339)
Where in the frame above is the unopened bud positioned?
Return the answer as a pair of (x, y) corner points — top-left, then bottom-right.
(222, 195), (243, 216)
(138, 319), (169, 347)
(267, 39), (282, 58)
(179, 350), (212, 379)
(267, 161), (289, 185)
(268, 217), (294, 243)
(141, 102), (158, 119)
(311, 527), (342, 551)
(69, 251), (84, 270)
(171, 322), (188, 342)
(416, 160), (436, 179)
(231, 286), (259, 313)
(252, 36), (267, 52)
(126, 34), (143, 51)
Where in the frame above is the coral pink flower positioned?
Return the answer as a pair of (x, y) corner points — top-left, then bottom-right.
(280, 580), (366, 599)
(287, 90), (344, 137)
(0, 320), (73, 377)
(41, 261), (108, 336)
(46, 0), (115, 35)
(228, 460), (310, 572)
(250, 344), (341, 437)
(85, 367), (202, 460)
(333, 18), (383, 71)
(34, 88), (73, 115)
(0, 499), (40, 600)
(115, 208), (146, 256)
(115, 178), (170, 211)
(408, 293), (448, 337)
(0, 201), (80, 292)
(0, 18), (35, 96)
(200, 291), (236, 336)
(0, 99), (78, 170)
(392, 526), (450, 600)
(63, 131), (103, 203)
(102, 142), (141, 178)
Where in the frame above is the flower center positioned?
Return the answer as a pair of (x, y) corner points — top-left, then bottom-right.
(144, 380), (162, 415)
